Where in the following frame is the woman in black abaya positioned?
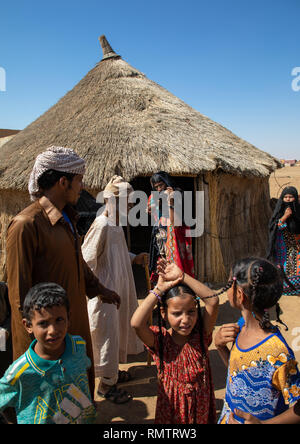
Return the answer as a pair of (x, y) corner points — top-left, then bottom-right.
(267, 186), (300, 295)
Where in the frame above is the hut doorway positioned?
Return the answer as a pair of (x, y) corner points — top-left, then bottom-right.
(128, 175), (196, 298)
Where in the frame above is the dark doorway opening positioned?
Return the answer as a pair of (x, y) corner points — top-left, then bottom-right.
(128, 175), (196, 298)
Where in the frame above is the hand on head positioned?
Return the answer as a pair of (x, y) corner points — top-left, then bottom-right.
(156, 258), (184, 293)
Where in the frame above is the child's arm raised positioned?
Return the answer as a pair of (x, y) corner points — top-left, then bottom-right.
(131, 272), (183, 348)
(157, 259), (219, 336)
(130, 291), (159, 349)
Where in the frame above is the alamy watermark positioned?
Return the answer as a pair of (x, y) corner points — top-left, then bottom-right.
(96, 190), (204, 238)
(291, 67), (300, 92)
(0, 66), (6, 92)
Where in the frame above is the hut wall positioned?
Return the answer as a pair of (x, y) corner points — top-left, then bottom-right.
(0, 191), (30, 281)
(196, 172), (271, 284)
(195, 175), (211, 282)
(0, 174), (272, 285)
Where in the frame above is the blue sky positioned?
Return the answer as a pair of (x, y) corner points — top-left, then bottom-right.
(0, 0), (299, 159)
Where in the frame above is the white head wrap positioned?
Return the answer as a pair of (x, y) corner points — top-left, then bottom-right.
(103, 175), (133, 199)
(28, 146), (86, 201)
(101, 176), (134, 223)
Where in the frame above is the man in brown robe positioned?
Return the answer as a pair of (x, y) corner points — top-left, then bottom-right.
(5, 146), (120, 397)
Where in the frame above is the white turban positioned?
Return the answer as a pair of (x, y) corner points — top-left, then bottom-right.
(28, 146), (86, 201)
(103, 175), (133, 199)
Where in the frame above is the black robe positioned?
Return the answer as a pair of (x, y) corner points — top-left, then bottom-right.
(267, 186), (300, 261)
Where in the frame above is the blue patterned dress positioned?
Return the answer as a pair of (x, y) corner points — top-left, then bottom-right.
(219, 318), (300, 423)
(275, 219), (300, 295)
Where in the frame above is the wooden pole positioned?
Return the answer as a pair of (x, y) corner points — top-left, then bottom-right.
(144, 255), (153, 366)
(126, 224), (131, 251)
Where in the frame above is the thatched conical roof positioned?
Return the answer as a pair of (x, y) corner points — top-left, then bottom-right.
(0, 35), (280, 191)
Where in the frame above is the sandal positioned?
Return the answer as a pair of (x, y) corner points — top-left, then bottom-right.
(98, 384), (132, 404)
(117, 370), (132, 384)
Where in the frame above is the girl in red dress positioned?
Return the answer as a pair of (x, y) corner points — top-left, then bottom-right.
(131, 260), (225, 424)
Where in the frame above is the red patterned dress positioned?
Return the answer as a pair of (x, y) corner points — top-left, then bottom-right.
(148, 326), (216, 424)
(148, 195), (195, 285)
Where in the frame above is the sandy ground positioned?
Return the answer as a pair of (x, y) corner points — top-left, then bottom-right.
(93, 169), (300, 424)
(1, 167), (299, 426)
(94, 292), (300, 424)
(269, 165), (300, 198)
(5, 166), (299, 425)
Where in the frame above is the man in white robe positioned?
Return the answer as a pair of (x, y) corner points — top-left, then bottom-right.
(82, 176), (146, 403)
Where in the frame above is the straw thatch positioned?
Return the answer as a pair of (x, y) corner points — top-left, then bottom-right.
(0, 36), (280, 191)
(0, 36), (281, 282)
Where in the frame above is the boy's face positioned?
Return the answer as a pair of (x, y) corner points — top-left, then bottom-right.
(23, 305), (69, 360)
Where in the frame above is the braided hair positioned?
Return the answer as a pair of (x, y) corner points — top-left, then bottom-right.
(201, 279), (236, 300)
(156, 284), (205, 375)
(231, 257), (288, 332)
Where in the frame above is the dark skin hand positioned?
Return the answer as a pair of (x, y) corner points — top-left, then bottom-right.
(100, 287), (121, 309)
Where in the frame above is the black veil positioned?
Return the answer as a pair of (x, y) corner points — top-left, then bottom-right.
(267, 186), (300, 261)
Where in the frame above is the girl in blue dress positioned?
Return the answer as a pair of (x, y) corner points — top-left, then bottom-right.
(216, 257), (300, 424)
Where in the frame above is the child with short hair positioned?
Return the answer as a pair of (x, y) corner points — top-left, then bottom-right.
(0, 282), (96, 424)
(131, 259), (225, 424)
(216, 257), (300, 424)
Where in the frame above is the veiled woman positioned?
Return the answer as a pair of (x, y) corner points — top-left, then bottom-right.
(267, 186), (300, 295)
